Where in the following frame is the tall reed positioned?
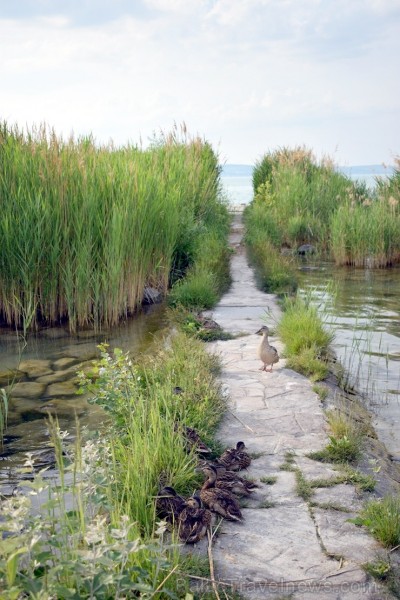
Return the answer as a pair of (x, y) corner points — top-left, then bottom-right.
(0, 122), (227, 332)
(251, 146), (354, 250)
(331, 160), (400, 267)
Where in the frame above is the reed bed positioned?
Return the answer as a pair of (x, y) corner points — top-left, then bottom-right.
(0, 122), (228, 332)
(251, 146), (354, 251)
(331, 186), (400, 267)
(246, 147), (400, 283)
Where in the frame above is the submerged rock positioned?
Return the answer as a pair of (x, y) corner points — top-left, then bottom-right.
(8, 382), (47, 399)
(61, 343), (100, 361)
(0, 369), (25, 386)
(44, 381), (78, 398)
(52, 357), (80, 371)
(39, 397), (89, 417)
(19, 359), (53, 378)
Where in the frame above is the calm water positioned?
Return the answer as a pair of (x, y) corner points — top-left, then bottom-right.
(0, 305), (167, 491)
(221, 166), (400, 460)
(220, 164), (392, 206)
(297, 262), (400, 460)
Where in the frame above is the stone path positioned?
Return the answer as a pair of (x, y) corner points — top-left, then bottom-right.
(201, 212), (394, 599)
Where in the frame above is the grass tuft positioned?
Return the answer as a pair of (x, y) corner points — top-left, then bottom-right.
(352, 495), (400, 548)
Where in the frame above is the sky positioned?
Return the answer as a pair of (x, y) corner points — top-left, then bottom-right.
(1, 0), (400, 166)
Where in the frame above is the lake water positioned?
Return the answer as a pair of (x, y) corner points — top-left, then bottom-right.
(220, 163), (393, 206)
(221, 164), (400, 461)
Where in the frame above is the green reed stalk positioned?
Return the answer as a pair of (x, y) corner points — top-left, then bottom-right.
(0, 122), (226, 332)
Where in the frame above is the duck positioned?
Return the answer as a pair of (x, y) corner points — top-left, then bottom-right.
(182, 425), (212, 454)
(217, 441), (251, 471)
(177, 493), (212, 543)
(200, 465), (243, 521)
(213, 464), (259, 495)
(256, 325), (279, 372)
(155, 486), (186, 524)
(174, 422), (212, 454)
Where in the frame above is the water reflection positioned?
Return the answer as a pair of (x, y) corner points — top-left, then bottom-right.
(298, 261), (400, 458)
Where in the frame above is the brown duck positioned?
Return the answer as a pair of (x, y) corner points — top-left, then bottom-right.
(200, 465), (243, 521)
(178, 493), (212, 543)
(174, 422), (212, 454)
(213, 465), (259, 496)
(256, 325), (279, 372)
(217, 441), (251, 471)
(155, 486), (186, 524)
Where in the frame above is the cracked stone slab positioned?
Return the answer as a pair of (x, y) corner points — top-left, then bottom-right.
(313, 508), (380, 563)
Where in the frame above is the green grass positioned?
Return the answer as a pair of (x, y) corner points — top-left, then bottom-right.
(312, 383), (329, 401)
(0, 121), (229, 332)
(251, 147), (355, 252)
(260, 475), (278, 485)
(331, 197), (400, 267)
(277, 294), (333, 381)
(249, 146), (400, 268)
(352, 495), (400, 548)
(307, 409), (362, 463)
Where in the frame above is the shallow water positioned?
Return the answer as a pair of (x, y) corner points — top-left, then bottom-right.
(0, 304), (167, 492)
(297, 261), (400, 460)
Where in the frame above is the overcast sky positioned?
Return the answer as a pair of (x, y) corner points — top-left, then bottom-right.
(1, 0), (399, 166)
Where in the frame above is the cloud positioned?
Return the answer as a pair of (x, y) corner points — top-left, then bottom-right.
(0, 0), (399, 163)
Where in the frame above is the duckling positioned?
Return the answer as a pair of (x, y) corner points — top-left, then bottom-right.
(174, 422), (212, 454)
(256, 326), (279, 372)
(217, 441), (251, 471)
(178, 493), (212, 544)
(155, 486), (186, 524)
(182, 425), (212, 454)
(200, 465), (243, 521)
(197, 460), (259, 496)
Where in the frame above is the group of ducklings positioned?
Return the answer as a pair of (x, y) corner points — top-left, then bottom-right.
(156, 438), (258, 544)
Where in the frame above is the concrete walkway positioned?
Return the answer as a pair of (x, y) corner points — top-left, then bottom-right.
(202, 212), (393, 600)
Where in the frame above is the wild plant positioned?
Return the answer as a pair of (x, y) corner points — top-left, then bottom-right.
(0, 423), (180, 599)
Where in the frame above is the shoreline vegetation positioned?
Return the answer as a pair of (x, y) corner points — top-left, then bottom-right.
(245, 146), (400, 277)
(244, 147), (400, 596)
(0, 121), (230, 333)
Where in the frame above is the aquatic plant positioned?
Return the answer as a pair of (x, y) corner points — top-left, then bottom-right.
(0, 121), (228, 332)
(330, 195), (400, 267)
(251, 146), (353, 251)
